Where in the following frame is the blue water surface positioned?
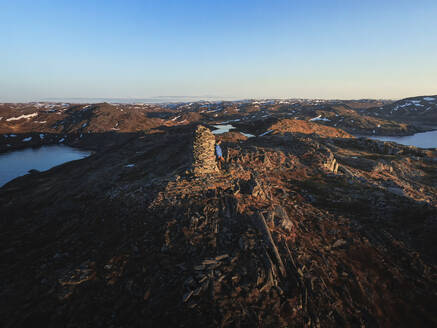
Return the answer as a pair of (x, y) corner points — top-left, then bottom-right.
(367, 130), (437, 149)
(0, 145), (91, 187)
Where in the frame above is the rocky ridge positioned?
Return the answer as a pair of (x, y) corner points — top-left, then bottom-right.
(0, 120), (436, 327)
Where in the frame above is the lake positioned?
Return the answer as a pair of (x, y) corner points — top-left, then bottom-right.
(366, 130), (437, 149)
(0, 145), (91, 187)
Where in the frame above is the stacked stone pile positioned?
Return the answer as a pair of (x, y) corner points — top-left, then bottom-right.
(192, 125), (219, 175)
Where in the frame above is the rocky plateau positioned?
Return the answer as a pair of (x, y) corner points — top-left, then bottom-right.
(0, 97), (436, 327)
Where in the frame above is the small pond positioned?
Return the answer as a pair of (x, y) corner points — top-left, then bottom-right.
(365, 130), (437, 149)
(0, 145), (91, 187)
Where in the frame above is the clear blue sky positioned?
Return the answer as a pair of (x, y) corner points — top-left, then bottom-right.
(1, 0), (436, 101)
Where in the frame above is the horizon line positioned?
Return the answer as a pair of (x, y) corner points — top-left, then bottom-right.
(1, 93), (436, 104)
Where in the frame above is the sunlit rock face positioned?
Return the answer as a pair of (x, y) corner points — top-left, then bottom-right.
(192, 125), (218, 175)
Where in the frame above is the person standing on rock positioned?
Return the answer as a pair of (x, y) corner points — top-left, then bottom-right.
(215, 140), (224, 169)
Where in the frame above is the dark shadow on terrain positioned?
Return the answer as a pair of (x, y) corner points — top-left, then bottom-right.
(0, 124), (206, 326)
(145, 111), (175, 119)
(232, 117), (279, 135)
(297, 173), (437, 261)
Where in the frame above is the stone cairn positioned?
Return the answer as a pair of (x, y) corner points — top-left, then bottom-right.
(192, 125), (219, 175)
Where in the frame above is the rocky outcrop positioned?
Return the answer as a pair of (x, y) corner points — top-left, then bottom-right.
(269, 119), (354, 138)
(320, 147), (339, 174)
(324, 152), (339, 173)
(192, 125), (218, 175)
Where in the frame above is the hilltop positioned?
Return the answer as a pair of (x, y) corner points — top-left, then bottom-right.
(0, 96), (436, 327)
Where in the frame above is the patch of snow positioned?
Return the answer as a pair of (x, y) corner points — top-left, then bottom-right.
(393, 103), (408, 111)
(171, 115), (181, 121)
(22, 137), (32, 142)
(58, 138), (65, 143)
(259, 130), (273, 137)
(310, 115), (330, 122)
(6, 113), (38, 121)
(377, 124), (381, 128)
(35, 121), (47, 124)
(423, 97), (435, 101)
(39, 134), (45, 139)
(212, 124), (234, 134)
(334, 118), (344, 127)
(125, 164), (135, 168)
(9, 134), (17, 137)
(82, 122), (88, 128)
